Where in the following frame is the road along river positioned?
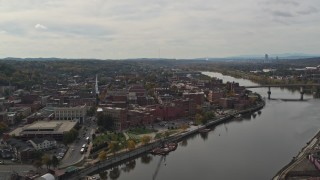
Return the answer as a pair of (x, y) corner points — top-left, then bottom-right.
(92, 71), (320, 180)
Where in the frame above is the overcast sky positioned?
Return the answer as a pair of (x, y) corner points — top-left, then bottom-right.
(0, 0), (319, 59)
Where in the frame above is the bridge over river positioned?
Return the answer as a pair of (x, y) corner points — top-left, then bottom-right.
(245, 84), (320, 100)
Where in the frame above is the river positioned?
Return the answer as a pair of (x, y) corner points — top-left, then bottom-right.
(95, 71), (320, 180)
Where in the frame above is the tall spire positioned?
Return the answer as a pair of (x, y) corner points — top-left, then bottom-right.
(95, 74), (99, 95)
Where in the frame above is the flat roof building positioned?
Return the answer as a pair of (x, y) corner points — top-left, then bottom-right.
(10, 120), (78, 141)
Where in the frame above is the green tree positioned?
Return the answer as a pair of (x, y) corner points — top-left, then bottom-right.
(97, 113), (114, 131)
(14, 114), (24, 124)
(203, 111), (215, 121)
(51, 155), (59, 169)
(0, 122), (8, 134)
(63, 128), (78, 144)
(108, 142), (120, 155)
(195, 113), (204, 125)
(86, 106), (97, 116)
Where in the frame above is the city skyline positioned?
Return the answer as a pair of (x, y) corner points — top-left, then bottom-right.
(0, 0), (320, 59)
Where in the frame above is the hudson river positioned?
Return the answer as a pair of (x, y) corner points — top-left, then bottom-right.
(97, 71), (320, 180)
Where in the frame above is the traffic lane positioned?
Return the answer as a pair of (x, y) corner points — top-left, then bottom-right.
(61, 123), (94, 165)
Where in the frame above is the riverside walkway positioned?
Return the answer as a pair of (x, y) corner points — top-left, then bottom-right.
(65, 101), (265, 180)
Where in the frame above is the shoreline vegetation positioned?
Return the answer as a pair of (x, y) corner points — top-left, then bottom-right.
(66, 99), (266, 179)
(192, 65), (320, 87)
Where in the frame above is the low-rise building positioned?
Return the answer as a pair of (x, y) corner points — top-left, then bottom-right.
(102, 107), (127, 131)
(183, 92), (204, 106)
(9, 120), (78, 141)
(0, 111), (8, 124)
(7, 112), (16, 125)
(6, 138), (36, 162)
(54, 105), (87, 123)
(28, 137), (57, 151)
(9, 106), (32, 117)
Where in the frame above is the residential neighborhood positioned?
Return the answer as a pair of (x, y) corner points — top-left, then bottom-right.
(0, 60), (262, 179)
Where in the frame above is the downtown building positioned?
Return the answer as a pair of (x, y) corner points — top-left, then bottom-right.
(54, 105), (87, 123)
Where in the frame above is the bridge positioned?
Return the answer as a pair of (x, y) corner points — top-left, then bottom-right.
(245, 84), (320, 100)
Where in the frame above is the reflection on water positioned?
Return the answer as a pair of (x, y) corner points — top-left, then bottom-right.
(200, 131), (209, 140)
(141, 154), (152, 164)
(99, 170), (108, 179)
(109, 167), (120, 180)
(180, 139), (188, 147)
(242, 113), (252, 120)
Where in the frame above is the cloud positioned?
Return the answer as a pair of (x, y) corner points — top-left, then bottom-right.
(0, 0), (320, 59)
(47, 23), (113, 38)
(297, 7), (319, 15)
(272, 10), (294, 18)
(0, 30), (7, 34)
(261, 0), (300, 7)
(35, 24), (47, 30)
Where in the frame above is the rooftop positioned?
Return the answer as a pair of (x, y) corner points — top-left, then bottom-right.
(10, 120), (77, 136)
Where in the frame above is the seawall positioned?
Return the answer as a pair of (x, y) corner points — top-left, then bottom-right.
(65, 100), (266, 180)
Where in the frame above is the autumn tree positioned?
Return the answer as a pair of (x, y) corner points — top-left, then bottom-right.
(141, 135), (151, 145)
(195, 113), (204, 125)
(180, 124), (189, 131)
(42, 154), (52, 169)
(127, 140), (136, 150)
(98, 150), (107, 161)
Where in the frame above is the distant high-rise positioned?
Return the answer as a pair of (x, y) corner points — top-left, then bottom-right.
(95, 74), (100, 105)
(265, 54), (269, 62)
(95, 74), (99, 95)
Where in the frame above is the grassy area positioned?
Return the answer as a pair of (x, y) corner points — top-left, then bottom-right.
(154, 130), (180, 139)
(126, 133), (140, 142)
(127, 127), (154, 135)
(93, 132), (126, 146)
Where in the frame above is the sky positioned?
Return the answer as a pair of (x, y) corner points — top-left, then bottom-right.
(0, 0), (319, 59)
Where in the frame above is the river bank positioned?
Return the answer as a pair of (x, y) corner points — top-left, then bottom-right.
(273, 130), (320, 180)
(65, 71), (318, 180)
(64, 100), (265, 179)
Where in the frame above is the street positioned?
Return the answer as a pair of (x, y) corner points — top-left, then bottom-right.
(60, 117), (97, 167)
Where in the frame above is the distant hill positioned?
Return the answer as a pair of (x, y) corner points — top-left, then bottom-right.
(2, 53), (320, 62)
(224, 53), (320, 60)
